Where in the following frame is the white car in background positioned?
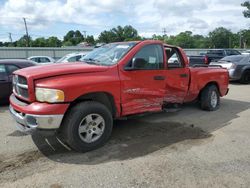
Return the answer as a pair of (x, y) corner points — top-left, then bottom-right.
(56, 52), (87, 63)
(28, 56), (55, 65)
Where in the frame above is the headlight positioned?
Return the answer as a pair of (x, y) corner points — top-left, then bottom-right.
(35, 88), (65, 103)
(228, 63), (236, 70)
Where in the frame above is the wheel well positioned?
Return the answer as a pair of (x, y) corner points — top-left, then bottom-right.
(242, 68), (250, 75)
(198, 82), (220, 100)
(69, 92), (117, 117)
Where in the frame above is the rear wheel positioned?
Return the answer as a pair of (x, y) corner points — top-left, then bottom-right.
(61, 101), (113, 152)
(240, 70), (250, 84)
(200, 85), (220, 111)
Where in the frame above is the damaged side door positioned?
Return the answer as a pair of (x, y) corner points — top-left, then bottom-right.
(120, 44), (166, 116)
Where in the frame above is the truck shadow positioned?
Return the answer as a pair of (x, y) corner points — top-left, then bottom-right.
(0, 104), (9, 113)
(31, 98), (250, 165)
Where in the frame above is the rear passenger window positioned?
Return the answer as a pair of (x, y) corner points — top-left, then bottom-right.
(165, 48), (184, 69)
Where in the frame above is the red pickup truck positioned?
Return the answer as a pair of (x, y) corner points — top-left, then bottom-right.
(9, 40), (229, 152)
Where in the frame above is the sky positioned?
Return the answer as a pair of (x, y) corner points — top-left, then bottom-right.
(0, 0), (249, 42)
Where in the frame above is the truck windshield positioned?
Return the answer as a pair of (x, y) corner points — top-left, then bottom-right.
(81, 42), (137, 66)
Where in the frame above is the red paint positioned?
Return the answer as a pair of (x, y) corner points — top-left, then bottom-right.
(10, 40), (229, 118)
(10, 94), (69, 115)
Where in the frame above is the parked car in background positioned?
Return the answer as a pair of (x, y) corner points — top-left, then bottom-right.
(188, 55), (208, 66)
(210, 55), (250, 84)
(28, 56), (55, 65)
(0, 59), (36, 102)
(56, 52), (87, 63)
(188, 49), (241, 66)
(169, 54), (208, 67)
(205, 49), (241, 63)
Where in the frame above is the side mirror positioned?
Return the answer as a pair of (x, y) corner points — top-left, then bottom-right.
(132, 57), (147, 69)
(124, 57), (147, 71)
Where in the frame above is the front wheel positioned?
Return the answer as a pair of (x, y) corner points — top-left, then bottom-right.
(200, 85), (220, 111)
(240, 70), (250, 84)
(61, 101), (113, 152)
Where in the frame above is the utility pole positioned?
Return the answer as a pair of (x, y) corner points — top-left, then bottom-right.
(239, 35), (242, 48)
(82, 30), (87, 39)
(23, 17), (29, 47)
(162, 28), (167, 36)
(8, 32), (12, 43)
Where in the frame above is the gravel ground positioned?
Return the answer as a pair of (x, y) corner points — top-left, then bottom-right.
(0, 83), (250, 188)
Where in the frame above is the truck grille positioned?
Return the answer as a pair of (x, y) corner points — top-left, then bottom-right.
(13, 75), (29, 99)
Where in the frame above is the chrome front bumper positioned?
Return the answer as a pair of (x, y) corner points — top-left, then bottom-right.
(9, 105), (64, 134)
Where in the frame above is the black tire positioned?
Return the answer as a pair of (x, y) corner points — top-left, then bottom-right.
(61, 101), (113, 152)
(200, 85), (220, 111)
(240, 70), (250, 84)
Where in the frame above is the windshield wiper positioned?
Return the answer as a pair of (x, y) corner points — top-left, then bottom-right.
(82, 58), (101, 65)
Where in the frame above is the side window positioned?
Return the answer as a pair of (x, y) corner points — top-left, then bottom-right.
(40, 57), (50, 63)
(217, 51), (224, 56)
(6, 65), (19, 75)
(165, 48), (184, 69)
(68, 55), (81, 62)
(127, 44), (164, 70)
(75, 55), (82, 61)
(230, 50), (241, 55)
(30, 58), (38, 62)
(0, 65), (7, 79)
(226, 50), (232, 56)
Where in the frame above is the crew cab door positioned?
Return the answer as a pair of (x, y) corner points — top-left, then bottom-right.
(120, 44), (166, 116)
(164, 47), (190, 103)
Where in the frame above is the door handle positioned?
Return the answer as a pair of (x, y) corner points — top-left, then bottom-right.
(180, 74), (188, 78)
(154, 76), (166, 80)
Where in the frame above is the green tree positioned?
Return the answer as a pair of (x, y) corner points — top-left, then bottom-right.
(63, 30), (84, 46)
(63, 41), (73, 46)
(152, 34), (166, 41)
(85, 35), (95, 45)
(47, 36), (62, 47)
(208, 27), (233, 48)
(16, 35), (32, 47)
(175, 31), (195, 48)
(242, 1), (250, 18)
(123, 25), (141, 41)
(32, 37), (47, 47)
(165, 31), (195, 48)
(98, 25), (140, 43)
(193, 35), (209, 48)
(238, 29), (250, 48)
(98, 30), (116, 43)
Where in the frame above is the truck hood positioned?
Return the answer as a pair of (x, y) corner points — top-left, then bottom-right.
(14, 62), (109, 80)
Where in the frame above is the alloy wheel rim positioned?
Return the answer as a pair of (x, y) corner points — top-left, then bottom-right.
(210, 91), (218, 108)
(78, 113), (105, 143)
